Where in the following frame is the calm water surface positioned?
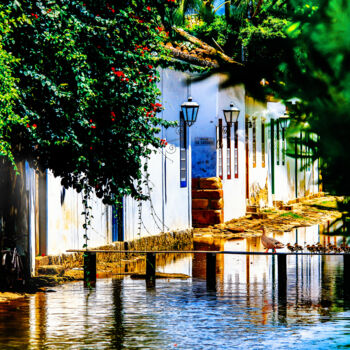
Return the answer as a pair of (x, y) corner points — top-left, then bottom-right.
(0, 225), (349, 349)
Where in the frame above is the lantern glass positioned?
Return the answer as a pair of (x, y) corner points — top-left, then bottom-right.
(223, 103), (240, 126)
(279, 112), (290, 129)
(181, 97), (199, 126)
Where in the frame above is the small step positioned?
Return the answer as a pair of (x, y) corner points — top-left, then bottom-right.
(273, 200), (284, 209)
(246, 205), (259, 213)
(251, 213), (268, 220)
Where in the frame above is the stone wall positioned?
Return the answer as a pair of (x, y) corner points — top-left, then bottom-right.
(35, 229), (193, 272)
(192, 177), (224, 227)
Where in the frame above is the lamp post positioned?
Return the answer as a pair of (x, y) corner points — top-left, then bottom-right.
(223, 103), (240, 127)
(180, 97), (200, 228)
(279, 110), (290, 166)
(279, 110), (290, 129)
(181, 97), (200, 127)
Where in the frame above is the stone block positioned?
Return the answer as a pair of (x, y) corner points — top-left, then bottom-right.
(246, 205), (259, 213)
(35, 256), (50, 268)
(192, 178), (200, 189)
(199, 177), (222, 189)
(210, 198), (223, 209)
(192, 198), (209, 209)
(192, 189), (223, 200)
(273, 200), (284, 209)
(192, 210), (223, 225)
(251, 213), (268, 219)
(214, 223), (226, 229)
(37, 265), (64, 276)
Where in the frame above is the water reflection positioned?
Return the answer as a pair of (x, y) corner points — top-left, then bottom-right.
(0, 224), (349, 349)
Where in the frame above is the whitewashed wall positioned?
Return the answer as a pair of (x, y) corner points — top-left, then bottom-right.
(217, 81), (246, 220)
(246, 98), (270, 207)
(46, 171), (111, 255)
(124, 68), (191, 240)
(25, 163), (37, 275)
(268, 102), (319, 202)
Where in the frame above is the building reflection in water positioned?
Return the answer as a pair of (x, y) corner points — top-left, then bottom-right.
(0, 223), (348, 349)
(192, 223), (348, 325)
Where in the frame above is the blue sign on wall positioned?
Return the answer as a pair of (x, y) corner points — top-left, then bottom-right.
(192, 137), (217, 178)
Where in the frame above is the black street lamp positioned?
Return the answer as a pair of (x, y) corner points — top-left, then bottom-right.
(279, 110), (290, 129)
(223, 103), (240, 127)
(181, 97), (200, 127)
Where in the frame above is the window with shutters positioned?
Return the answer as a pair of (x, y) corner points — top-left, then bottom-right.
(227, 123), (231, 179)
(180, 112), (187, 187)
(217, 119), (223, 179)
(252, 118), (256, 168)
(234, 121), (239, 178)
(261, 119), (266, 168)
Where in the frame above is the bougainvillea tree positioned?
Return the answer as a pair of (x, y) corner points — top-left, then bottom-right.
(0, 0), (176, 206)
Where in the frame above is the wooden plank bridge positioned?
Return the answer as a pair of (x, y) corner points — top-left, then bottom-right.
(67, 249), (350, 294)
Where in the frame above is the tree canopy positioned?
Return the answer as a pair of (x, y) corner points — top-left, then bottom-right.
(2, 0), (350, 211)
(0, 0), (177, 204)
(166, 0), (350, 202)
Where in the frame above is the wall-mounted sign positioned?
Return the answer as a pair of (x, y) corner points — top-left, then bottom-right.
(194, 137), (215, 146)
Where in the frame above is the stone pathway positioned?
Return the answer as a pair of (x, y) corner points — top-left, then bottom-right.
(193, 196), (342, 241)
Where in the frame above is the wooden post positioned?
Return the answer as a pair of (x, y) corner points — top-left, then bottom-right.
(146, 252), (156, 281)
(278, 254), (287, 301)
(124, 241), (129, 259)
(206, 253), (217, 290)
(84, 252), (96, 284)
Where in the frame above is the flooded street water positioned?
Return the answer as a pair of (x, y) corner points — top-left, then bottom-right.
(1, 224), (350, 349)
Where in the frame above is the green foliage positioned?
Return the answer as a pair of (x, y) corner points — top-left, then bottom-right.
(187, 15), (238, 56)
(0, 0), (177, 204)
(276, 0), (350, 199)
(0, 10), (26, 169)
(279, 212), (305, 220)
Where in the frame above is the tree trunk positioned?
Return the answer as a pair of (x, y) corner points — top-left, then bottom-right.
(225, 0), (231, 22)
(173, 27), (243, 66)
